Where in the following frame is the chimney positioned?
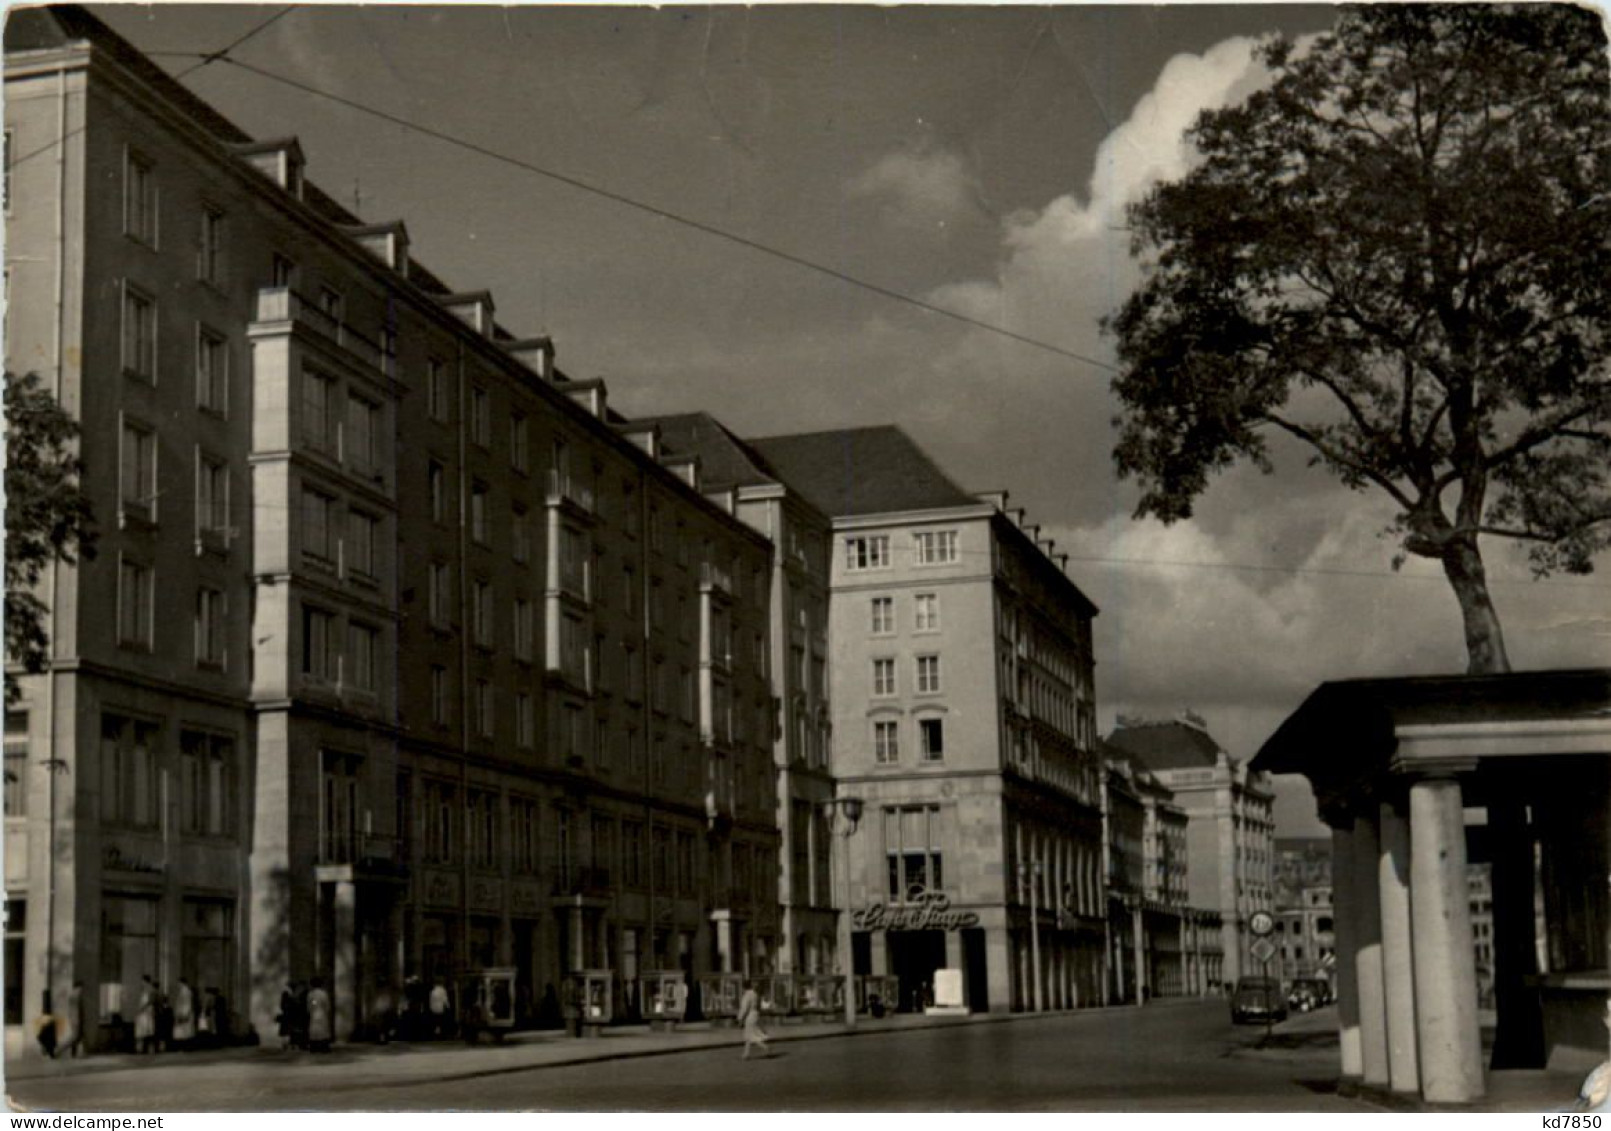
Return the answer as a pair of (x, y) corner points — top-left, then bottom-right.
(342, 221), (410, 275)
(440, 291), (496, 336)
(507, 336), (557, 382)
(977, 490), (1009, 512)
(230, 137), (306, 198)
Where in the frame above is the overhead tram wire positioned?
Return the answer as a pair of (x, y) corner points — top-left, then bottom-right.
(8, 6), (297, 171)
(212, 55), (1117, 376)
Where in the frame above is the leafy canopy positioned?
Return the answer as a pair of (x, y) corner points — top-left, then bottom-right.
(5, 370), (95, 695)
(1108, 5), (1611, 581)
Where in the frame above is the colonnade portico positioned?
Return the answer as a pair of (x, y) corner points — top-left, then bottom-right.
(1256, 670), (1611, 1107)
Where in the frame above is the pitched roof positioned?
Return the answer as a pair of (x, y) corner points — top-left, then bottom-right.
(747, 426), (978, 518)
(1104, 720), (1226, 772)
(638, 413), (784, 494)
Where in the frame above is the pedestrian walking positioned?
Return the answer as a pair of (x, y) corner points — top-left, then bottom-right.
(172, 977), (196, 1050)
(736, 984), (770, 1060)
(428, 978), (451, 1039)
(277, 981), (295, 1050)
(198, 986), (217, 1048)
(306, 977), (333, 1053)
(135, 975), (158, 1054)
(59, 982), (85, 1058)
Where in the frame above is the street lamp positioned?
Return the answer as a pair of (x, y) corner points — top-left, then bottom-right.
(1018, 856), (1043, 1012)
(823, 795), (864, 1028)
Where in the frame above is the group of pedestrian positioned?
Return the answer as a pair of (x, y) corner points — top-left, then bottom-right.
(130, 975), (232, 1053)
(275, 977), (333, 1053)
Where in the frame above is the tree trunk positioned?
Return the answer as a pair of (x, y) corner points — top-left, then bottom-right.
(1440, 537), (1511, 674)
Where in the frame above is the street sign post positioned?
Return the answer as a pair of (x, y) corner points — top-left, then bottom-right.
(1249, 932), (1278, 1045)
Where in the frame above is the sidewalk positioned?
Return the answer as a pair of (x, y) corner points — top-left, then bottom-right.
(9, 1001), (1168, 1099)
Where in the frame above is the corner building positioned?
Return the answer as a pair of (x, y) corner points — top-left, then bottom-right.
(3, 7), (778, 1048)
(752, 428), (1106, 1013)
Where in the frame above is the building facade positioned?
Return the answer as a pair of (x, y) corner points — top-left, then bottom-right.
(1105, 713), (1276, 987)
(4, 8), (781, 1048)
(752, 429), (1106, 1014)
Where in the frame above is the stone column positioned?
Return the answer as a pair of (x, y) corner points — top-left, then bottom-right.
(1378, 800), (1419, 1094)
(1332, 824), (1362, 1078)
(1410, 776), (1484, 1104)
(1353, 812), (1390, 1086)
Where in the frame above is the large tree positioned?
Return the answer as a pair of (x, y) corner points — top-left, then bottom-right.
(1107, 4), (1611, 674)
(5, 370), (95, 699)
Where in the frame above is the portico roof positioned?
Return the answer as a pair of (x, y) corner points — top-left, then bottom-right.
(1252, 668), (1611, 819)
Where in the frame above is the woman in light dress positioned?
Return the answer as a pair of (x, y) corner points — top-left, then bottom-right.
(736, 984), (770, 1060)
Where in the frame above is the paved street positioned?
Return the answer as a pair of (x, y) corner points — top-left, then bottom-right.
(7, 1001), (1374, 1112)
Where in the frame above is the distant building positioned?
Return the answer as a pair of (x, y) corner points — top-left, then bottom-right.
(1105, 713), (1276, 986)
(1273, 838), (1337, 985)
(753, 428), (1106, 1013)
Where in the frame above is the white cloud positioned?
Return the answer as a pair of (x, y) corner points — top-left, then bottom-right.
(847, 146), (981, 227)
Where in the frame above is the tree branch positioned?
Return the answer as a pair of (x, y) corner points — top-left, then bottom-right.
(1261, 411), (1418, 510)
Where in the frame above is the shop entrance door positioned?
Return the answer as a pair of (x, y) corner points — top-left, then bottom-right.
(887, 930), (946, 1012)
(962, 928), (989, 1013)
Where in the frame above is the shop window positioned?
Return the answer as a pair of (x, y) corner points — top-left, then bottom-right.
(180, 898), (235, 1001)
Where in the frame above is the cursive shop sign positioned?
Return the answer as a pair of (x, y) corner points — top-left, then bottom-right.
(851, 888), (981, 932)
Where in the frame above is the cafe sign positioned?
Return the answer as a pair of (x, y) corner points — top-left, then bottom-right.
(851, 887), (980, 933)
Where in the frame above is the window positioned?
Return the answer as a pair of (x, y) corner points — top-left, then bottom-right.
(470, 482), (490, 544)
(118, 557), (154, 648)
(474, 681), (494, 738)
(4, 712), (27, 818)
(472, 579), (494, 648)
(914, 593), (939, 632)
(513, 599), (534, 662)
(197, 206), (224, 284)
(884, 804), (943, 900)
(302, 369), (335, 453)
(179, 731), (234, 837)
(511, 799), (539, 873)
(421, 780), (456, 865)
(2, 130), (10, 213)
(348, 622), (378, 691)
(916, 654), (942, 694)
(470, 385), (491, 447)
(195, 587), (226, 668)
(345, 395), (379, 474)
(302, 605), (336, 681)
(428, 562), (452, 628)
(558, 526), (588, 599)
(101, 714), (160, 827)
(124, 149), (157, 244)
(511, 505), (532, 564)
(430, 666), (450, 726)
(919, 718), (945, 762)
(428, 460), (447, 523)
(467, 791), (499, 869)
(427, 358), (449, 421)
(121, 286), (156, 380)
(120, 419), (157, 523)
(870, 597), (894, 635)
(348, 511), (377, 580)
(271, 252), (297, 288)
(874, 720), (899, 765)
(872, 658), (896, 697)
(560, 615), (587, 684)
(196, 327), (228, 413)
(510, 414), (529, 473)
(515, 692), (535, 748)
(913, 530), (959, 565)
(845, 535), (889, 571)
(301, 487), (336, 564)
(319, 286), (344, 323)
(622, 822), (644, 887)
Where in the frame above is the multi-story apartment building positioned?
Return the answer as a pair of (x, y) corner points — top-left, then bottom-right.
(1273, 837), (1336, 986)
(750, 427), (1106, 1014)
(644, 414), (838, 978)
(3, 7), (779, 1047)
(1105, 712), (1276, 985)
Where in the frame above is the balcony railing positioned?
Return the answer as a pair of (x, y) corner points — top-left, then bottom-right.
(700, 561), (732, 595)
(546, 469), (595, 513)
(255, 287), (393, 375)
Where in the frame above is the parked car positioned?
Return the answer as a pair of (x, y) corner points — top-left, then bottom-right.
(1286, 977), (1331, 1013)
(1230, 976), (1288, 1025)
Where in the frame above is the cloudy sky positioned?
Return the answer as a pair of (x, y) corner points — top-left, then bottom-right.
(95, 3), (1611, 836)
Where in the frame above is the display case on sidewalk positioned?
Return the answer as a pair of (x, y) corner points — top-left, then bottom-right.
(639, 971), (688, 1030)
(698, 972), (743, 1024)
(563, 970), (614, 1037)
(753, 973), (793, 1017)
(794, 974), (843, 1019)
(857, 975), (900, 1016)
